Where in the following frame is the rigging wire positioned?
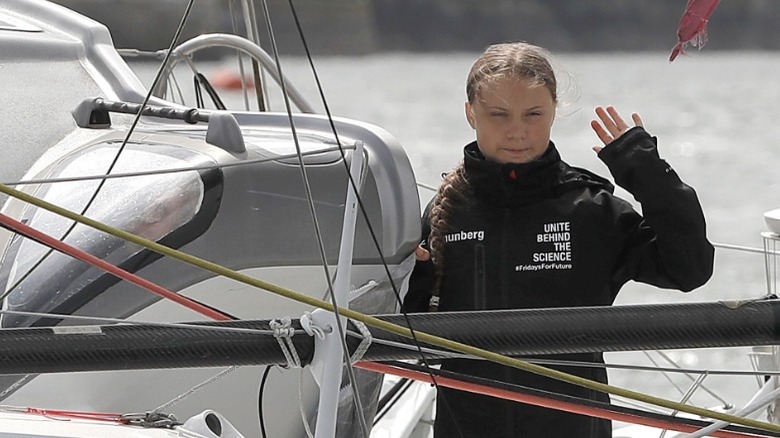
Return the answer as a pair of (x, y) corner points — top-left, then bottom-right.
(152, 366), (237, 415)
(663, 372), (712, 437)
(650, 350), (732, 408)
(193, 73), (228, 110)
(240, 0), (267, 111)
(254, 0), (370, 434)
(258, 366), (272, 438)
(281, 0), (451, 432)
(194, 75), (204, 108)
(0, 146), (352, 187)
(228, 0), (252, 111)
(682, 384), (780, 438)
(372, 377), (415, 425)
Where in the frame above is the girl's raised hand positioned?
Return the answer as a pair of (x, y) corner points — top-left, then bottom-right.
(590, 106), (643, 153)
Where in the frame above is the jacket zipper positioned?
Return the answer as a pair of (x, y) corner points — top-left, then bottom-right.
(501, 208), (510, 308)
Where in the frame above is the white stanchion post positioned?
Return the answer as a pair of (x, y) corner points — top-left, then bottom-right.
(312, 141), (366, 438)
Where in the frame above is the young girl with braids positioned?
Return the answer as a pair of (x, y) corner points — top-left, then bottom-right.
(402, 42), (714, 437)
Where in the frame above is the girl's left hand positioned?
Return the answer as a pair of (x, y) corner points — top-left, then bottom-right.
(415, 245), (431, 261)
(590, 106), (643, 153)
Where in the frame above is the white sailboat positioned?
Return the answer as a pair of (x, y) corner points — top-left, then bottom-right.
(0, 1), (419, 436)
(1, 1), (780, 438)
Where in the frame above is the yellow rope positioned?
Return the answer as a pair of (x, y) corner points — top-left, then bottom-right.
(1, 181), (777, 433)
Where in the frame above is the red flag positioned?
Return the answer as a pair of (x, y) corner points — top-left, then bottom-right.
(669, 0), (721, 62)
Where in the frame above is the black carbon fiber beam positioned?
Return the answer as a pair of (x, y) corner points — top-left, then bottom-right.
(365, 299), (780, 360)
(0, 319), (314, 374)
(0, 300), (778, 374)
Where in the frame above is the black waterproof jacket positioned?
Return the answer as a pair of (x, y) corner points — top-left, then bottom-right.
(403, 127), (715, 437)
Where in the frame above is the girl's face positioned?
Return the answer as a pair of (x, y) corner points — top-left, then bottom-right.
(465, 76), (556, 164)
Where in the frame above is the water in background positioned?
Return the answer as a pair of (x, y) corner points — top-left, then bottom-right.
(133, 50), (780, 413)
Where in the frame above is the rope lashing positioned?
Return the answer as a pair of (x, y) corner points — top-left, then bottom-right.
(270, 317), (302, 369)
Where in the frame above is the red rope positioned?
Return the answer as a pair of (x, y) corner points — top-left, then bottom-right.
(23, 407), (124, 423)
(0, 212), (231, 321)
(357, 361), (773, 438)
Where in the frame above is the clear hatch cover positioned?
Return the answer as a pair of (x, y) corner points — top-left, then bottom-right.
(0, 140), (219, 327)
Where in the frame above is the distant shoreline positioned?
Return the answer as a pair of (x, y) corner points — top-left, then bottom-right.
(52, 0), (780, 55)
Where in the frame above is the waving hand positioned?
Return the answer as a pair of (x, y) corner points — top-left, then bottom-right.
(590, 106), (644, 153)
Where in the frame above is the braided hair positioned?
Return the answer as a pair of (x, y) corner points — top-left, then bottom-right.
(427, 164), (469, 311)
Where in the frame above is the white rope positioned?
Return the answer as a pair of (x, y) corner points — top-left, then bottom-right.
(152, 366), (237, 414)
(270, 317), (302, 368)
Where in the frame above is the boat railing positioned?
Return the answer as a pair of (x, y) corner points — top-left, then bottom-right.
(143, 33), (315, 114)
(119, 33), (316, 115)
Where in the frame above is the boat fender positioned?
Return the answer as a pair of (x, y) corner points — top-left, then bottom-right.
(180, 410), (245, 438)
